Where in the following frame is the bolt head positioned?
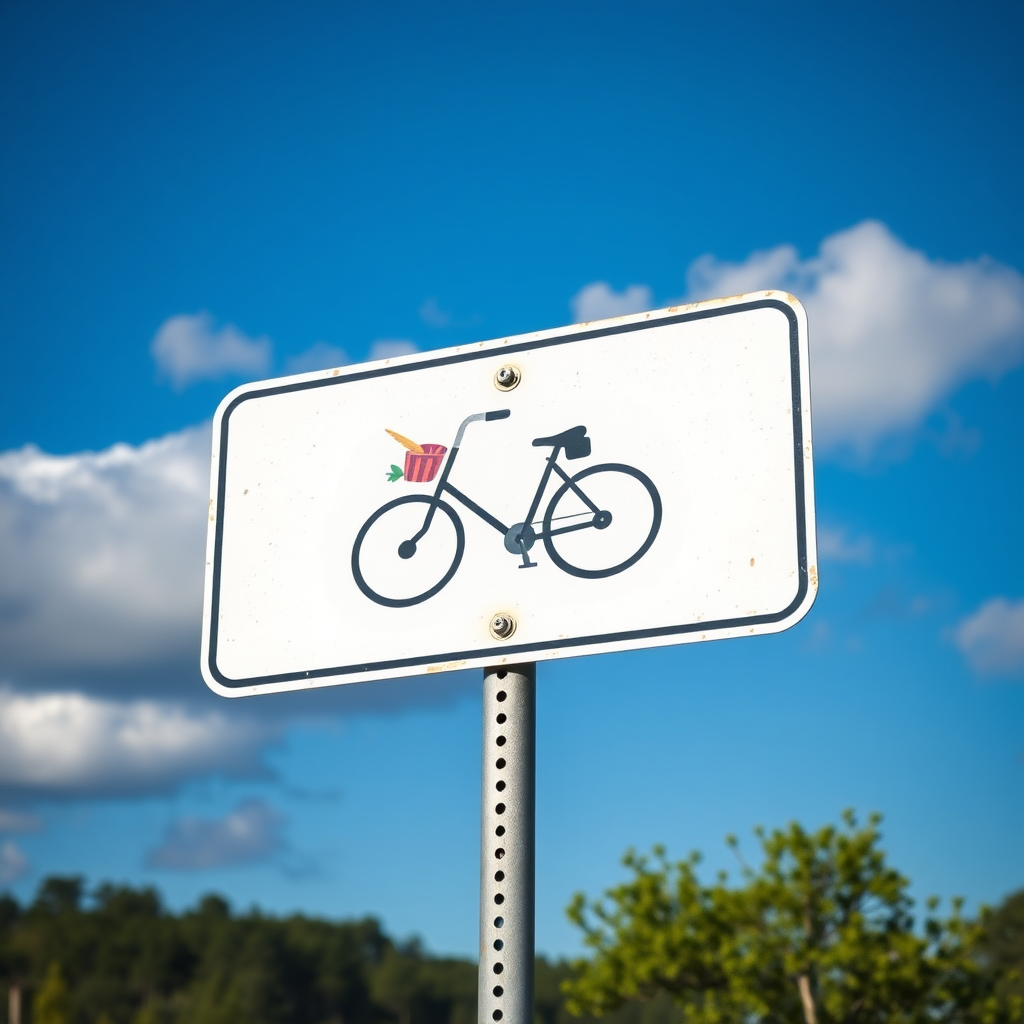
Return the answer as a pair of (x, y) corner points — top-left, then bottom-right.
(494, 365), (520, 391)
(489, 613), (517, 640)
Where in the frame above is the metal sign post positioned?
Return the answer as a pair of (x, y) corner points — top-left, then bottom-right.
(479, 663), (536, 1024)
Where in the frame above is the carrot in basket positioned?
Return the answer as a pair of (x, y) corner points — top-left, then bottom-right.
(385, 429), (425, 454)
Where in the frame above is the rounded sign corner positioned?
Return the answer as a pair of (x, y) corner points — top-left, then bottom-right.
(777, 564), (819, 634)
(199, 654), (246, 699)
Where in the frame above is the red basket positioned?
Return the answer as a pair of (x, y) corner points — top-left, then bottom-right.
(404, 444), (448, 483)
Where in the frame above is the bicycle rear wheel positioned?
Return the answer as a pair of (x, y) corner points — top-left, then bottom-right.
(542, 464), (661, 579)
(352, 495), (465, 607)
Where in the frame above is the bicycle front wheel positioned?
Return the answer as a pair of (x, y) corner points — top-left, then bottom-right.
(542, 464), (662, 579)
(352, 495), (465, 607)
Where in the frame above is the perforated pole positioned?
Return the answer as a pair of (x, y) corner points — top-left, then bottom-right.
(479, 663), (536, 1024)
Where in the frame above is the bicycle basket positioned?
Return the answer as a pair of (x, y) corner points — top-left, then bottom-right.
(564, 435), (592, 461)
(404, 444), (447, 483)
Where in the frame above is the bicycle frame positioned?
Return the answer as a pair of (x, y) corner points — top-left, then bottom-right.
(408, 410), (603, 566)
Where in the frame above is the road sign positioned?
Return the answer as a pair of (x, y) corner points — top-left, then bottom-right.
(201, 291), (817, 697)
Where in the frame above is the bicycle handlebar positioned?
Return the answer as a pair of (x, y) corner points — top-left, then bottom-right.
(453, 409), (512, 447)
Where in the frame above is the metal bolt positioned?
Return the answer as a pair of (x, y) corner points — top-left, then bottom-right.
(489, 613), (517, 640)
(494, 365), (520, 391)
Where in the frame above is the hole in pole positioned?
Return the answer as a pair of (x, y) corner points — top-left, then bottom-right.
(496, 780), (506, 792)
(495, 848), (505, 859)
(493, 1011), (503, 1021)
(494, 916), (504, 927)
(496, 713), (507, 724)
(495, 825), (505, 836)
(497, 691), (507, 702)
(495, 803), (506, 814)
(494, 893), (504, 904)
(497, 671), (507, 679)
(493, 963), (504, 975)
(493, 985), (503, 997)
(496, 735), (506, 746)
(496, 757), (506, 769)
(494, 939), (504, 950)
(495, 870), (505, 881)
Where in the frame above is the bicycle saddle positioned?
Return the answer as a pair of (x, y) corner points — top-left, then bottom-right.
(532, 425), (591, 460)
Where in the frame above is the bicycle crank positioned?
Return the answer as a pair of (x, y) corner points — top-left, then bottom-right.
(504, 522), (538, 569)
(503, 523), (537, 555)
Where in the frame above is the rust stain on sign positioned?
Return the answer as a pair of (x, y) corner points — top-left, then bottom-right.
(427, 659), (468, 673)
(809, 564), (818, 591)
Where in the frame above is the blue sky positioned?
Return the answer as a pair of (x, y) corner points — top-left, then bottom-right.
(0, 0), (1022, 958)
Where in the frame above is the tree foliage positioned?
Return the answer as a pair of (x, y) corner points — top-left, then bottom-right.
(0, 821), (1018, 1024)
(977, 889), (1024, 1002)
(33, 962), (70, 1024)
(0, 880), (472, 1024)
(563, 811), (1022, 1023)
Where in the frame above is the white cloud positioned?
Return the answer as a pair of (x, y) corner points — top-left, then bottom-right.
(151, 311), (271, 389)
(0, 688), (277, 797)
(0, 424), (210, 678)
(683, 221), (1024, 454)
(369, 339), (419, 360)
(146, 799), (283, 870)
(284, 342), (350, 375)
(0, 840), (28, 884)
(0, 412), (480, 800)
(954, 598), (1024, 677)
(817, 526), (874, 564)
(570, 282), (654, 323)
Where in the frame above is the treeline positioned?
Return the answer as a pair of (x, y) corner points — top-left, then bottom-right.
(2, 875), (1021, 1024)
(0, 877), (663, 1024)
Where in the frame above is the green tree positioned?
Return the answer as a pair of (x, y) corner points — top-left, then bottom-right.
(33, 962), (70, 1024)
(371, 943), (425, 1024)
(563, 811), (1023, 1023)
(977, 889), (1024, 1001)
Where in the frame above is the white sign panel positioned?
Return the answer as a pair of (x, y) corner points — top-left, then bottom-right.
(201, 291), (816, 696)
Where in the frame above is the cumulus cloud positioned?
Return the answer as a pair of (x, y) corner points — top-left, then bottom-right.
(284, 342), (350, 375)
(683, 221), (1024, 454)
(954, 598), (1024, 677)
(0, 416), (478, 800)
(0, 840), (28, 885)
(369, 339), (419, 360)
(0, 424), (210, 683)
(0, 689), (277, 798)
(146, 799), (283, 870)
(570, 282), (654, 323)
(152, 312), (271, 389)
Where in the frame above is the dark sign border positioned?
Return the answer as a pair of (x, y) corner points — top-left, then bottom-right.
(207, 298), (808, 688)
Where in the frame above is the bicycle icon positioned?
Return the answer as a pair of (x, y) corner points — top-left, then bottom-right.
(351, 409), (662, 607)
